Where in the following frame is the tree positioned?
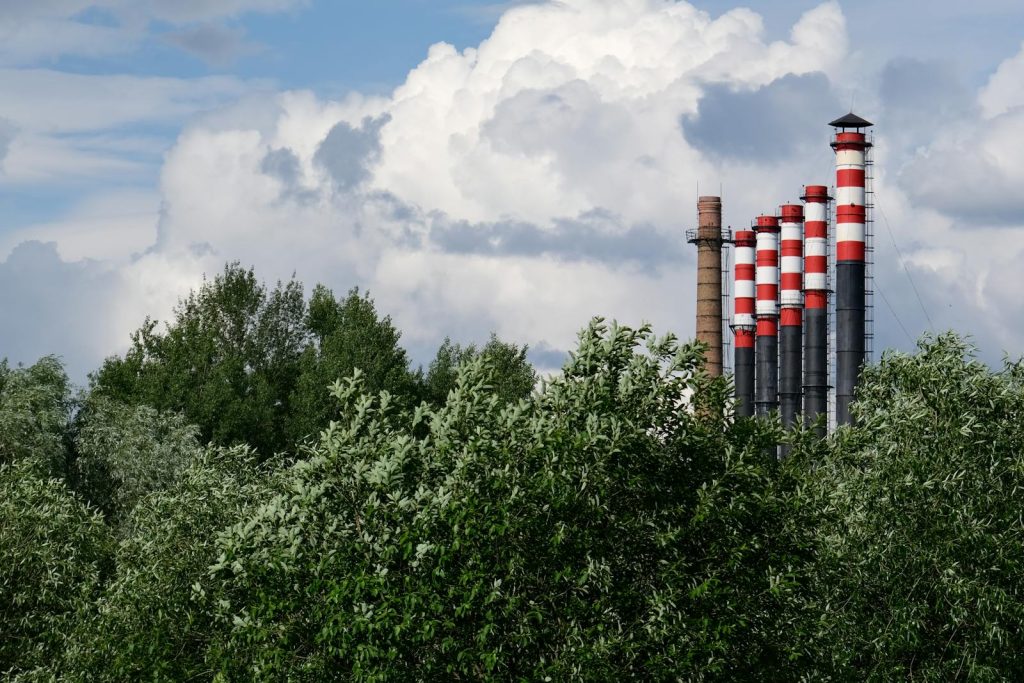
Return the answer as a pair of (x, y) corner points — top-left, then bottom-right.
(801, 333), (1024, 680)
(0, 356), (111, 677)
(70, 397), (203, 526)
(60, 446), (269, 681)
(190, 320), (808, 679)
(288, 285), (416, 444)
(0, 356), (73, 476)
(419, 334), (537, 408)
(0, 460), (111, 678)
(15, 297), (1024, 680)
(91, 263), (308, 456)
(91, 268), (425, 457)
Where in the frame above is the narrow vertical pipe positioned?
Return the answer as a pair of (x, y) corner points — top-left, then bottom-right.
(694, 196), (724, 375)
(732, 228), (756, 417)
(802, 185), (831, 436)
(831, 115), (872, 425)
(778, 204), (804, 445)
(754, 215), (780, 418)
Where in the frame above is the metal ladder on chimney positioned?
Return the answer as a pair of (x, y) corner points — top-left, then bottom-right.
(721, 228), (733, 374)
(864, 130), (875, 363)
(827, 190), (837, 430)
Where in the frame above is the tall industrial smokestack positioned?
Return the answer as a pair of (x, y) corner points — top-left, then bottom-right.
(830, 113), (873, 425)
(778, 203), (804, 439)
(754, 215), (780, 418)
(802, 185), (831, 436)
(732, 227), (756, 417)
(689, 196), (725, 375)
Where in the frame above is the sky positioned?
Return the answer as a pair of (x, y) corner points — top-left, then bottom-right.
(2, 0), (1024, 382)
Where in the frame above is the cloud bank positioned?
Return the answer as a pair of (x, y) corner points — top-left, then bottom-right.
(3, 0), (1024, 382)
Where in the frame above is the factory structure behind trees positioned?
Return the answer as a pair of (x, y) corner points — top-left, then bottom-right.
(688, 113), (873, 435)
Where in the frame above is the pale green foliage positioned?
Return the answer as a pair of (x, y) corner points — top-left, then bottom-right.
(0, 460), (111, 678)
(0, 356), (72, 475)
(61, 446), (268, 681)
(8, 316), (1024, 680)
(195, 319), (801, 679)
(71, 397), (203, 525)
(0, 356), (107, 677)
(804, 333), (1024, 680)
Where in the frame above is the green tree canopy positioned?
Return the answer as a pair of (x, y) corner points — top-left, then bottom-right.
(90, 264), (540, 458)
(288, 285), (416, 445)
(0, 356), (73, 476)
(91, 262), (308, 456)
(0, 461), (111, 678)
(70, 397), (203, 526)
(191, 320), (807, 679)
(802, 333), (1024, 680)
(419, 334), (537, 408)
(62, 446), (268, 681)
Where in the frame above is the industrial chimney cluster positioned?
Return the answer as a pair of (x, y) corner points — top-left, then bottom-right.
(689, 113), (873, 434)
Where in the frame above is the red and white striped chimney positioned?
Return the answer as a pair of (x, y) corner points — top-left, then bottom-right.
(778, 204), (804, 436)
(803, 186), (830, 301)
(835, 136), (867, 264)
(779, 205), (804, 312)
(732, 228), (756, 417)
(802, 185), (831, 435)
(831, 113), (873, 426)
(754, 215), (780, 416)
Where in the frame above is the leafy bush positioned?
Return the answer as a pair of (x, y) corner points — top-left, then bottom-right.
(7, 295), (1024, 681)
(805, 333), (1024, 680)
(71, 398), (203, 525)
(0, 461), (111, 677)
(419, 334), (536, 408)
(61, 446), (269, 681)
(195, 320), (807, 680)
(0, 356), (72, 475)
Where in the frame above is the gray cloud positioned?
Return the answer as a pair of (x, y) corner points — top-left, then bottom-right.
(897, 108), (1024, 227)
(881, 58), (971, 121)
(314, 114), (390, 191)
(481, 79), (629, 161)
(164, 23), (258, 65)
(261, 147), (301, 185)
(527, 341), (568, 371)
(429, 209), (688, 267)
(0, 1), (305, 24)
(871, 247), (1014, 369)
(260, 146), (319, 204)
(0, 241), (122, 382)
(880, 58), (973, 160)
(900, 159), (1024, 226)
(682, 73), (841, 161)
(0, 1), (303, 65)
(0, 118), (16, 164)
(136, 1), (306, 23)
(886, 57), (1024, 226)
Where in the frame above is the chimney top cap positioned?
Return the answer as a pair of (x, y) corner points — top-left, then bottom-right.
(829, 112), (873, 128)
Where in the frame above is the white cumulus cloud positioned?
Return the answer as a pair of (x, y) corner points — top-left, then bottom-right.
(11, 0), (1023, 384)
(899, 42), (1024, 226)
(118, 0), (851, 375)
